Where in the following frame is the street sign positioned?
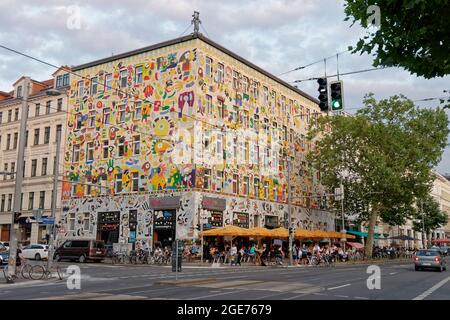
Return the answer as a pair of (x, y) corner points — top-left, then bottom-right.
(334, 186), (344, 201)
(41, 217), (55, 225)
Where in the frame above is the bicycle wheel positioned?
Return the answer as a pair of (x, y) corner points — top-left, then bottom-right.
(21, 264), (32, 279)
(55, 267), (63, 280)
(29, 265), (46, 280)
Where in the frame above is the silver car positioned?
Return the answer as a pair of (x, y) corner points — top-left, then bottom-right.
(414, 249), (447, 272)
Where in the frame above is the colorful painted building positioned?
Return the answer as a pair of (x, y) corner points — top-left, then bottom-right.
(61, 33), (334, 249)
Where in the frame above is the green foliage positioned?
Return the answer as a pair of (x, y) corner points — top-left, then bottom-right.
(308, 94), (449, 251)
(344, 0), (450, 78)
(412, 194), (448, 234)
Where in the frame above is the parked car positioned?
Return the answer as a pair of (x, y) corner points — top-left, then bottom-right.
(439, 246), (450, 256)
(0, 242), (9, 251)
(54, 240), (106, 263)
(22, 244), (49, 260)
(0, 244), (8, 265)
(414, 249), (447, 272)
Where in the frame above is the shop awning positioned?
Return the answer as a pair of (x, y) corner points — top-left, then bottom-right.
(346, 230), (381, 239)
(247, 227), (273, 237)
(346, 242), (364, 249)
(201, 225), (250, 237)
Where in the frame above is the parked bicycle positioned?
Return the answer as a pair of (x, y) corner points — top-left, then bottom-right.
(1, 263), (33, 281)
(29, 264), (63, 281)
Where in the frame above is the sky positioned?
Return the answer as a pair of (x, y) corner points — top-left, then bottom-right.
(0, 0), (449, 174)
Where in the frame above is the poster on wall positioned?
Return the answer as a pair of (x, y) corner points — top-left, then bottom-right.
(210, 211), (223, 228)
(233, 212), (249, 229)
(154, 210), (175, 229)
(62, 178), (71, 200)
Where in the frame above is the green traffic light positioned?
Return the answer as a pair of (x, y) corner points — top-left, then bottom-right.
(332, 100), (342, 110)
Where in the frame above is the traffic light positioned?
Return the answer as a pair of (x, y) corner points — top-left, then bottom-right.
(317, 78), (328, 111)
(330, 80), (344, 111)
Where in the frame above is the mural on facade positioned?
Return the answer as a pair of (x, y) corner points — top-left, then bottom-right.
(62, 39), (332, 243)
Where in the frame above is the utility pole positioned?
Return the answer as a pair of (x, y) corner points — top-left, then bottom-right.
(6, 77), (30, 283)
(340, 183), (345, 251)
(287, 158), (293, 266)
(421, 200), (426, 249)
(47, 124), (62, 270)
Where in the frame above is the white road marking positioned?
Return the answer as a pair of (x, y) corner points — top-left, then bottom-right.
(188, 289), (244, 300)
(354, 296), (370, 300)
(334, 295), (349, 298)
(327, 284), (351, 290)
(313, 293), (327, 296)
(413, 275), (450, 300)
(389, 272), (398, 275)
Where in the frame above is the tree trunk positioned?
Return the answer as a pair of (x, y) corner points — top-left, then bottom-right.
(364, 206), (378, 259)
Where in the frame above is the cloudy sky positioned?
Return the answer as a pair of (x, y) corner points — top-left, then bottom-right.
(1, 0), (449, 173)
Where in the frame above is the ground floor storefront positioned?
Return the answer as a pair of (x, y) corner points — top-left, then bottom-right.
(59, 192), (335, 251)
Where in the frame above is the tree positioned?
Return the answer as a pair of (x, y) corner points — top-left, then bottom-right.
(344, 0), (450, 78)
(412, 194), (448, 249)
(307, 94), (449, 258)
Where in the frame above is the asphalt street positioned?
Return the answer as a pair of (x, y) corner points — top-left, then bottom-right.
(1, 258), (449, 300)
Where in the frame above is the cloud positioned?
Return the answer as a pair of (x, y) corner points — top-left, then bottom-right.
(0, 0), (448, 171)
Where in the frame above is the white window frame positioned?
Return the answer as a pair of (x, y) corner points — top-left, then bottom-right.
(119, 69), (128, 88)
(78, 80), (84, 97)
(135, 66), (143, 84)
(104, 73), (112, 91)
(133, 135), (140, 155)
(86, 141), (94, 161)
(132, 172), (139, 192)
(205, 57), (212, 77)
(103, 107), (110, 125)
(134, 101), (142, 120)
(91, 77), (98, 94)
(72, 144), (80, 162)
(118, 104), (126, 123)
(88, 111), (96, 128)
(217, 63), (224, 83)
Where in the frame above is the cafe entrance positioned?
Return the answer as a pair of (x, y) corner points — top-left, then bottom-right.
(97, 211), (120, 245)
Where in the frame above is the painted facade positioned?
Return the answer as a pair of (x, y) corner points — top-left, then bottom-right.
(61, 35), (333, 246)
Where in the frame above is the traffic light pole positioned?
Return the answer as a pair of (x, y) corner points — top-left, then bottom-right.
(6, 77), (30, 283)
(287, 159), (293, 267)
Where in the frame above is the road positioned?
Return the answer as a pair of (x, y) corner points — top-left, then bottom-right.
(1, 258), (449, 300)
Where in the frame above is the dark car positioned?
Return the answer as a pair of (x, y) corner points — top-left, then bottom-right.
(0, 244), (8, 265)
(414, 249), (447, 272)
(54, 240), (106, 263)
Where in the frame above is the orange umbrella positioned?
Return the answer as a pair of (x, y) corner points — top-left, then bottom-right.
(201, 225), (251, 237)
(247, 227), (273, 237)
(270, 227), (289, 238)
(295, 229), (315, 238)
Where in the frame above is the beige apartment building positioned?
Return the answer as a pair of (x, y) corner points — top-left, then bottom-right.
(0, 67), (70, 245)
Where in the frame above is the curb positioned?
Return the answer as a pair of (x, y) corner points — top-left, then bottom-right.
(155, 278), (217, 285)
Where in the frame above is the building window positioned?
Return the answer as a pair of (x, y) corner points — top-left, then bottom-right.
(203, 169), (211, 190)
(118, 104), (126, 123)
(103, 140), (109, 159)
(6, 134), (10, 150)
(252, 81), (259, 98)
(88, 111), (96, 128)
(35, 103), (40, 116)
(83, 212), (90, 231)
(10, 162), (15, 179)
(232, 174), (239, 194)
(28, 192), (34, 210)
(217, 63), (224, 83)
(120, 69), (128, 88)
(103, 107), (110, 125)
(31, 159), (37, 177)
(133, 135), (140, 155)
(57, 98), (63, 111)
(253, 177), (260, 197)
(13, 132), (18, 149)
(78, 80), (84, 97)
(44, 126), (50, 144)
(115, 173), (123, 193)
(242, 76), (249, 94)
(86, 142), (94, 161)
(7, 194), (12, 211)
(25, 130), (28, 147)
(135, 66), (143, 84)
(134, 102), (142, 120)
(263, 181), (269, 199)
(45, 101), (51, 114)
(230, 106), (238, 123)
(23, 161), (26, 177)
(263, 86), (269, 104)
(76, 113), (83, 129)
(252, 144), (259, 165)
(17, 85), (22, 98)
(90, 77), (98, 95)
(33, 128), (40, 146)
(41, 158), (47, 176)
(56, 75), (63, 88)
(0, 112), (2, 124)
(39, 191), (45, 209)
(253, 114), (259, 131)
(1, 195), (5, 212)
(118, 137), (125, 157)
(218, 101), (225, 119)
(8, 109), (12, 122)
(69, 213), (75, 231)
(206, 95), (213, 114)
(215, 170), (223, 191)
(240, 110), (249, 127)
(132, 172), (139, 192)
(104, 73), (112, 91)
(243, 140), (249, 162)
(72, 144), (80, 162)
(243, 176), (249, 195)
(205, 57), (212, 77)
(63, 73), (69, 86)
(3, 164), (7, 180)
(233, 70), (240, 89)
(14, 108), (19, 121)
